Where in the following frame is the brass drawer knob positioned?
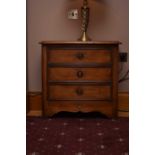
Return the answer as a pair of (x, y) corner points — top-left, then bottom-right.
(77, 104), (81, 110)
(76, 53), (84, 60)
(77, 71), (84, 78)
(76, 88), (83, 96)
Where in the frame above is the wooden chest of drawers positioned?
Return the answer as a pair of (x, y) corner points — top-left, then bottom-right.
(41, 41), (120, 117)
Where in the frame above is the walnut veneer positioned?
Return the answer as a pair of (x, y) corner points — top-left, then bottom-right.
(40, 41), (121, 117)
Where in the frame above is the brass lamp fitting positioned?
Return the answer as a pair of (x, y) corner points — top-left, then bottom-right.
(78, 0), (91, 41)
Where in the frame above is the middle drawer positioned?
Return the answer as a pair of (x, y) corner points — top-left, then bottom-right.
(48, 68), (112, 81)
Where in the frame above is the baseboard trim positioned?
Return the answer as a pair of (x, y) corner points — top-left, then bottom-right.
(117, 92), (129, 117)
(27, 91), (42, 112)
(27, 110), (42, 116)
(118, 111), (129, 117)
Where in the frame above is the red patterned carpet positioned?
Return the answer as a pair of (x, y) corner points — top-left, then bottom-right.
(27, 112), (129, 155)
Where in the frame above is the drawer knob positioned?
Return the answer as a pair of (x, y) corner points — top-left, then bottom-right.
(76, 88), (83, 96)
(77, 104), (81, 110)
(76, 53), (84, 60)
(77, 71), (84, 78)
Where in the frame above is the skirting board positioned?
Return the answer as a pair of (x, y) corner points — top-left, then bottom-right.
(27, 91), (129, 117)
(27, 110), (42, 116)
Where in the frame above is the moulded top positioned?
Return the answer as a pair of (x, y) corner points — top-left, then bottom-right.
(39, 40), (122, 45)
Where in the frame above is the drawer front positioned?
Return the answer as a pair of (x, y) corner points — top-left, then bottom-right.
(48, 68), (112, 81)
(47, 50), (111, 63)
(48, 85), (111, 101)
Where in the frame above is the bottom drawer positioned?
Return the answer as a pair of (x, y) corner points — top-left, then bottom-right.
(47, 85), (111, 101)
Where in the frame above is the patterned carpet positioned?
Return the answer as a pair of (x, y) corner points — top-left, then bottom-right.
(27, 112), (129, 155)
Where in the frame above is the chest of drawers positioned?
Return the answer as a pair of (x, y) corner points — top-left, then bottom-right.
(41, 41), (120, 117)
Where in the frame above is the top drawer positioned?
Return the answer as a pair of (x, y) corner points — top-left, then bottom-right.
(47, 50), (112, 63)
